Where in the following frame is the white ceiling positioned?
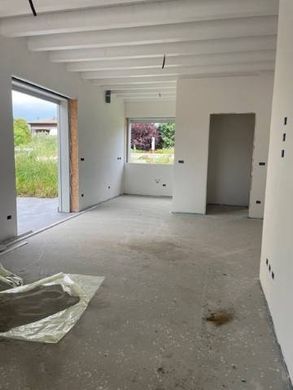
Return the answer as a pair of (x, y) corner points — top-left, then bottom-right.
(0, 0), (279, 101)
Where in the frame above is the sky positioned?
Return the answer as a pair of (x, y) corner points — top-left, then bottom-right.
(12, 90), (57, 121)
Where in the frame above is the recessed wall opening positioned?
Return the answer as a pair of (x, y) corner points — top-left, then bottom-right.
(206, 113), (255, 215)
(127, 118), (175, 165)
(124, 117), (175, 197)
(11, 78), (71, 235)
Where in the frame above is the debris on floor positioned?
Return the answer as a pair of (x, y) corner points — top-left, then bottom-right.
(0, 241), (28, 257)
(0, 263), (23, 291)
(0, 284), (80, 332)
(0, 273), (104, 343)
(205, 309), (234, 326)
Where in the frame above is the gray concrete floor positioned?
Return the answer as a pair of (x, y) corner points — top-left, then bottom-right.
(0, 196), (291, 390)
(17, 197), (72, 235)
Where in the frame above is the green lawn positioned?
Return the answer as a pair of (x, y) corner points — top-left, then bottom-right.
(15, 135), (58, 198)
(129, 148), (174, 164)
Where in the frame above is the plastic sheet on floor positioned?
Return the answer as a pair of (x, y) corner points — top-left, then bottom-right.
(0, 263), (23, 291)
(0, 273), (104, 343)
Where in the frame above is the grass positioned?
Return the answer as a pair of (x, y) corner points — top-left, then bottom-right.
(15, 135), (58, 198)
(130, 148), (174, 164)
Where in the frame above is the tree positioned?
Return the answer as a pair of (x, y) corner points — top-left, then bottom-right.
(157, 122), (175, 149)
(14, 119), (32, 146)
(131, 122), (161, 150)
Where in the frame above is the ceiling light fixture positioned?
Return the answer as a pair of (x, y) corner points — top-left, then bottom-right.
(28, 0), (37, 16)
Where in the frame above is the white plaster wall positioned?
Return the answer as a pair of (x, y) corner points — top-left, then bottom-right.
(124, 164), (173, 196)
(173, 75), (274, 218)
(207, 114), (255, 206)
(260, 0), (293, 381)
(124, 100), (176, 197)
(0, 35), (125, 242)
(125, 100), (176, 119)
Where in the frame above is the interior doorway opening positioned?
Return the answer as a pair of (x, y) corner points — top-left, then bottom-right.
(11, 78), (71, 235)
(206, 113), (255, 215)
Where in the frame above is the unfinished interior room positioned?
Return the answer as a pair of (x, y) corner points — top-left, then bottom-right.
(0, 0), (293, 389)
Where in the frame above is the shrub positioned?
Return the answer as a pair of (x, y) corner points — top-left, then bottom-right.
(131, 122), (161, 150)
(130, 121), (175, 151)
(14, 119), (32, 146)
(157, 122), (175, 149)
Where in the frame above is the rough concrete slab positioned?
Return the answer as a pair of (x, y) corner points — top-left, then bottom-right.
(17, 197), (72, 235)
(0, 195), (291, 390)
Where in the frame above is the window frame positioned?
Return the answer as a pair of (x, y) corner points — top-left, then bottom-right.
(127, 117), (176, 165)
(12, 77), (71, 213)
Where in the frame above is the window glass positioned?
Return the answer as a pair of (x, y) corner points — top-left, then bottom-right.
(129, 120), (175, 164)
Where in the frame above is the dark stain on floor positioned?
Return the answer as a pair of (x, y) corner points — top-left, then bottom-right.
(205, 309), (234, 326)
(124, 240), (183, 261)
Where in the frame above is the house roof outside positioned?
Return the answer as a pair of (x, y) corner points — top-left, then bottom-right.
(28, 119), (58, 127)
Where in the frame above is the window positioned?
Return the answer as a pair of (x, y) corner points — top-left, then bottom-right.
(128, 119), (175, 164)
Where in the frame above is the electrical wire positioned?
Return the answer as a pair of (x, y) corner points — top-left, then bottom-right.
(28, 0), (37, 16)
(162, 54), (166, 69)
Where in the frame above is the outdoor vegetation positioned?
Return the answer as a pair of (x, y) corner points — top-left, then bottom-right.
(14, 119), (58, 198)
(130, 121), (175, 164)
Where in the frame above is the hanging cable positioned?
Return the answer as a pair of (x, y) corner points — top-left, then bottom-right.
(28, 0), (37, 16)
(162, 54), (166, 69)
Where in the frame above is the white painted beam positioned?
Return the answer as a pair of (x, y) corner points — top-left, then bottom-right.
(28, 17), (278, 51)
(112, 88), (176, 94)
(67, 51), (276, 72)
(0, 0), (159, 18)
(115, 92), (176, 99)
(123, 96), (176, 101)
(114, 90), (176, 96)
(82, 62), (275, 79)
(97, 84), (177, 91)
(94, 77), (178, 85)
(50, 36), (277, 63)
(119, 96), (176, 101)
(0, 0), (278, 37)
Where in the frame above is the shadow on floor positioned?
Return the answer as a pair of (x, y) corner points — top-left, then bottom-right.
(17, 197), (72, 235)
(207, 204), (249, 216)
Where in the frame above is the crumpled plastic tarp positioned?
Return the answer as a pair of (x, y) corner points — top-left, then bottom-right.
(0, 263), (23, 291)
(0, 273), (104, 343)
